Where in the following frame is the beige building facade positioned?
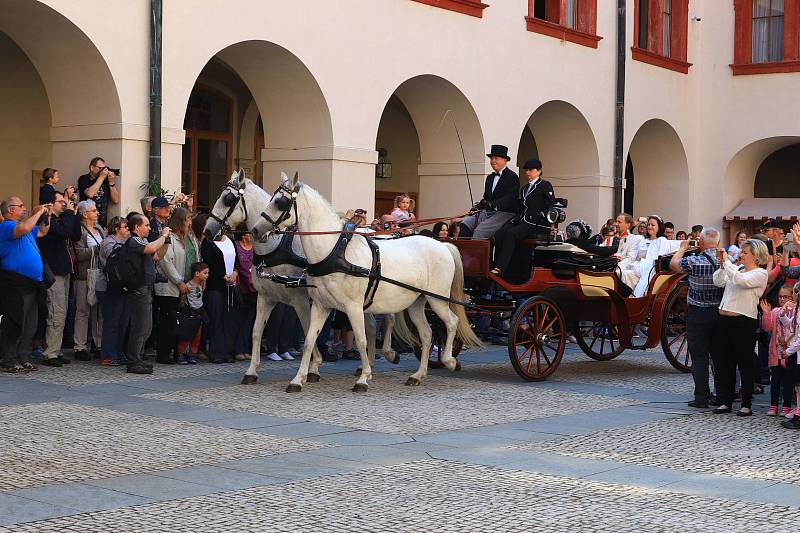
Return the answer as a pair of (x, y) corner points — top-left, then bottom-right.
(1, 0), (798, 239)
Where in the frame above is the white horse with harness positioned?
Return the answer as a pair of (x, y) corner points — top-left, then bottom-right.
(251, 173), (481, 392)
(204, 171), (398, 385)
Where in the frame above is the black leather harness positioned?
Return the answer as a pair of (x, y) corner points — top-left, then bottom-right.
(254, 228), (308, 270)
(305, 226), (382, 310)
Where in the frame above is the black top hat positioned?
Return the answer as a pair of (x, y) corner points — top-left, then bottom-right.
(522, 159), (542, 170)
(486, 145), (511, 161)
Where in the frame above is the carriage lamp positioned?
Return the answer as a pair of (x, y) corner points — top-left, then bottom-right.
(376, 148), (392, 179)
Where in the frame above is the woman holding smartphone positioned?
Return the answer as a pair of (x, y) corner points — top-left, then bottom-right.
(712, 239), (770, 416)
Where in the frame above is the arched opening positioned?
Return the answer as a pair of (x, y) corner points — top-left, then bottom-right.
(754, 143), (800, 197)
(517, 100), (600, 227)
(723, 137), (800, 241)
(374, 75), (484, 219)
(625, 119), (690, 231)
(0, 1), (121, 206)
(178, 40), (333, 209)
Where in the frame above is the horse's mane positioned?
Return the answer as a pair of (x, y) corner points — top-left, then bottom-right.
(300, 183), (334, 212)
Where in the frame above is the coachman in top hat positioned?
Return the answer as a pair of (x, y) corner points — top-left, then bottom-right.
(459, 145), (520, 240)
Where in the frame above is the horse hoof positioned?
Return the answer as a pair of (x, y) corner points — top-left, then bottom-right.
(454, 360), (462, 371)
(241, 375), (258, 385)
(405, 377), (421, 386)
(306, 373), (320, 383)
(354, 367), (362, 377)
(285, 383), (303, 393)
(352, 383), (368, 393)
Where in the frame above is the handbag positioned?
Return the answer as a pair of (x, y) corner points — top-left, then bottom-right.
(86, 246), (100, 306)
(174, 303), (202, 341)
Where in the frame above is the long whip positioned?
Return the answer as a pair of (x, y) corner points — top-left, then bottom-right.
(437, 110), (475, 208)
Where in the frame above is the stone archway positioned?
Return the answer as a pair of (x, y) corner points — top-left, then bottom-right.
(0, 0), (121, 206)
(374, 75), (485, 219)
(517, 100), (601, 228)
(625, 119), (690, 230)
(173, 40), (334, 207)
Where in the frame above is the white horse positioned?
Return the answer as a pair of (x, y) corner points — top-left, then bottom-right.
(251, 173), (481, 392)
(203, 171), (399, 385)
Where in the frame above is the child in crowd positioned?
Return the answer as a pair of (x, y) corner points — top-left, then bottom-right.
(176, 262), (209, 365)
(760, 285), (796, 416)
(391, 195), (416, 224)
(779, 283), (800, 429)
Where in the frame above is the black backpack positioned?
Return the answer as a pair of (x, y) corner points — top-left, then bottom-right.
(105, 240), (145, 293)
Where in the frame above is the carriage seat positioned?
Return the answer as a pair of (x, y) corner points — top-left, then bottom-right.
(577, 271), (620, 297)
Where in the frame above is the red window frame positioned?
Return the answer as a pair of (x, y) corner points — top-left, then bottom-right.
(632, 0), (691, 74)
(411, 0), (489, 18)
(731, 0), (800, 75)
(524, 0), (602, 49)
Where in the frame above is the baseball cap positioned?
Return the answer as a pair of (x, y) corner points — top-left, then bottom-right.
(152, 196), (170, 208)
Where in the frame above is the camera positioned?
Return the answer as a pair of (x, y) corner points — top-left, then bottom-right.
(383, 222), (393, 231)
(107, 168), (121, 175)
(543, 198), (568, 225)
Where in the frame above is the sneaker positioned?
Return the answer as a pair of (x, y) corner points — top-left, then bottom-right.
(187, 356), (198, 365)
(108, 360), (122, 367)
(30, 347), (44, 360)
(126, 364), (153, 374)
(786, 408), (798, 419)
(73, 350), (91, 361)
(781, 416), (800, 429)
(41, 357), (62, 367)
(279, 352), (294, 361)
(341, 349), (360, 361)
(20, 362), (37, 372)
(101, 358), (112, 367)
(267, 352), (282, 362)
(767, 406), (779, 416)
(780, 407), (792, 417)
(176, 354), (188, 365)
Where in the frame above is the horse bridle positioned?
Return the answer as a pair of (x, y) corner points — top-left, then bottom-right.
(209, 182), (249, 235)
(261, 182), (301, 229)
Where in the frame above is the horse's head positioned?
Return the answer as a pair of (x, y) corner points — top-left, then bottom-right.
(204, 168), (251, 240)
(252, 171), (301, 241)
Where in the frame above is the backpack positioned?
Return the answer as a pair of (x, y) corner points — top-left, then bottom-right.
(105, 239), (145, 293)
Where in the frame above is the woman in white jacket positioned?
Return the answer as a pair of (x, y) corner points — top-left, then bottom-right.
(619, 216), (672, 296)
(155, 207), (193, 364)
(712, 239), (769, 416)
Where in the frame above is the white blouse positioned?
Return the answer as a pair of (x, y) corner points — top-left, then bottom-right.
(214, 237), (236, 276)
(712, 260), (768, 319)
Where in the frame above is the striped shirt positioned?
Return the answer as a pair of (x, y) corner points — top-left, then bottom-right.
(679, 253), (724, 307)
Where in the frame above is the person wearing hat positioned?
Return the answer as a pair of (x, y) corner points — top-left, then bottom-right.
(490, 159), (555, 277)
(148, 196), (172, 243)
(459, 145), (520, 240)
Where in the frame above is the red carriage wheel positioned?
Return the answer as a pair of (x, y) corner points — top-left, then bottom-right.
(508, 296), (565, 381)
(574, 321), (625, 361)
(661, 281), (691, 373)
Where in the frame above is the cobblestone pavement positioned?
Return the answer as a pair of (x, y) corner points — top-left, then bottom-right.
(140, 368), (642, 434)
(3, 461), (799, 533)
(514, 412), (800, 484)
(0, 403), (331, 491)
(2, 347), (798, 531)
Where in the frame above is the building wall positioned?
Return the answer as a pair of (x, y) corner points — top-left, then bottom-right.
(1, 0), (798, 239)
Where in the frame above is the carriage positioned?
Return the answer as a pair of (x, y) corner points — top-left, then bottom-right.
(420, 236), (691, 382)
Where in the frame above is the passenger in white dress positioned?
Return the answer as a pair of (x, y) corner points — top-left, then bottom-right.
(623, 216), (673, 297)
(613, 213), (644, 292)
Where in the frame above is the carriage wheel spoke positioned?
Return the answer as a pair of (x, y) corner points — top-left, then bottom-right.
(600, 336), (606, 354)
(676, 336), (689, 365)
(542, 316), (558, 335)
(669, 332), (685, 348)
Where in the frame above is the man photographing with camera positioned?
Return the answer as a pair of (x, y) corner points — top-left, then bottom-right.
(78, 157), (120, 228)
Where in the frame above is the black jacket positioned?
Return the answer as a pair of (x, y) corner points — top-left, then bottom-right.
(38, 212), (77, 275)
(519, 178), (556, 226)
(567, 237), (619, 257)
(200, 238), (240, 293)
(481, 167), (519, 213)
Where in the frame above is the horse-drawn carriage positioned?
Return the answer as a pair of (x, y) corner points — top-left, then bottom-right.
(427, 237), (691, 382)
(207, 170), (690, 391)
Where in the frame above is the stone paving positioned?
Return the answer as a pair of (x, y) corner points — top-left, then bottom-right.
(140, 367), (642, 434)
(2, 345), (799, 531)
(3, 461), (800, 533)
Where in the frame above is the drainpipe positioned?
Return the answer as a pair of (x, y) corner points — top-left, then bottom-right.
(612, 0), (626, 215)
(148, 0), (163, 190)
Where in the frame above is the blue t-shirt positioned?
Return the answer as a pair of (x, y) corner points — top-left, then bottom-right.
(0, 221), (43, 281)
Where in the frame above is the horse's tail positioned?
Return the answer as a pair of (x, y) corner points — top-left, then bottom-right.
(444, 243), (483, 348)
(391, 310), (419, 349)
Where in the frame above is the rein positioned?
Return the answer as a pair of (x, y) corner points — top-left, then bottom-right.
(269, 212), (474, 237)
